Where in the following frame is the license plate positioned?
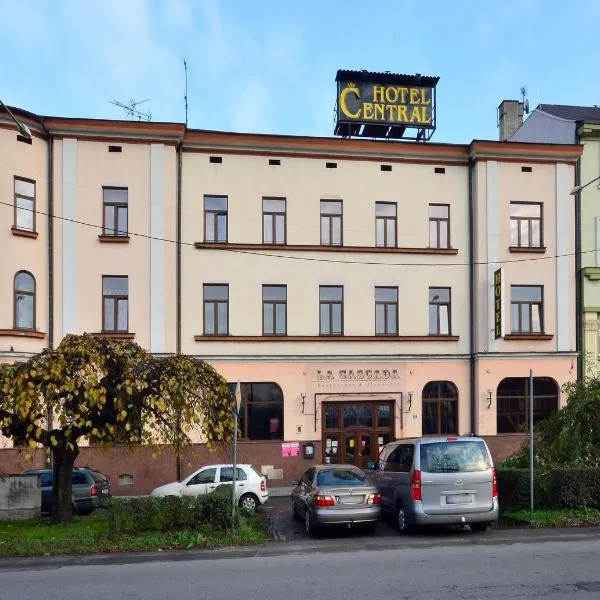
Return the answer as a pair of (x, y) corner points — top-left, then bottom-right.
(445, 494), (472, 504)
(337, 495), (364, 505)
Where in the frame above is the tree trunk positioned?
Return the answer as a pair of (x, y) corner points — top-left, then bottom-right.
(51, 446), (79, 524)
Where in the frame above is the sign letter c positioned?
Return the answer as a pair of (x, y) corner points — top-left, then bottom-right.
(340, 86), (361, 119)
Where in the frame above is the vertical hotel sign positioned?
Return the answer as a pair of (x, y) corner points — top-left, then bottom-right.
(494, 268), (504, 339)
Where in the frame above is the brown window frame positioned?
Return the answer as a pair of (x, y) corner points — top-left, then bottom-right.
(262, 285), (287, 336)
(13, 270), (36, 330)
(203, 284), (229, 336)
(510, 285), (544, 334)
(422, 381), (459, 435)
(375, 286), (398, 335)
(204, 195), (228, 243)
(428, 203), (450, 249)
(510, 202), (543, 248)
(319, 285), (344, 336)
(262, 197), (286, 244)
(429, 287), (451, 335)
(320, 200), (343, 246)
(102, 275), (129, 333)
(375, 202), (397, 248)
(14, 176), (36, 233)
(102, 187), (128, 237)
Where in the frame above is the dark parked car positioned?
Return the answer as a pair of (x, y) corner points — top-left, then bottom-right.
(291, 464), (381, 535)
(23, 467), (112, 516)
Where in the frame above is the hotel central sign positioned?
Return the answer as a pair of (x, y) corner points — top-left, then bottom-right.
(334, 69), (439, 141)
(338, 82), (433, 127)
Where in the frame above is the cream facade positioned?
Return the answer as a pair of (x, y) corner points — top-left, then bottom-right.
(0, 105), (582, 484)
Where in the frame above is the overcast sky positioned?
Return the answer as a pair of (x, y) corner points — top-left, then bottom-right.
(2, 0), (599, 143)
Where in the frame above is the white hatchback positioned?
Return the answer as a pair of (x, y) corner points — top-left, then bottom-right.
(150, 464), (269, 511)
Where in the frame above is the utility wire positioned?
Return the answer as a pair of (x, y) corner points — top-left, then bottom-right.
(1, 199), (591, 268)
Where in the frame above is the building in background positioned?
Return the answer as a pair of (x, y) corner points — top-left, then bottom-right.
(508, 103), (600, 376)
(0, 101), (581, 494)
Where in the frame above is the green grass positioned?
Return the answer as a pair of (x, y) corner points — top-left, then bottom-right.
(504, 508), (600, 528)
(0, 512), (268, 557)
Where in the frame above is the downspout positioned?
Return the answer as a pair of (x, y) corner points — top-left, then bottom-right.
(574, 123), (582, 381)
(468, 156), (477, 435)
(175, 137), (183, 482)
(46, 127), (54, 467)
(176, 140), (183, 355)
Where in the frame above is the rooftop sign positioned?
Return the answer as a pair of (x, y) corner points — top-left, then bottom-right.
(334, 70), (439, 141)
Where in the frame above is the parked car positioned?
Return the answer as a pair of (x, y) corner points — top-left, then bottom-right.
(366, 436), (498, 533)
(291, 464), (381, 535)
(150, 464), (268, 511)
(23, 467), (112, 516)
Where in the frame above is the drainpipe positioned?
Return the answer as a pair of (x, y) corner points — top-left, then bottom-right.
(468, 156), (477, 435)
(46, 128), (54, 467)
(574, 142), (582, 382)
(176, 141), (183, 355)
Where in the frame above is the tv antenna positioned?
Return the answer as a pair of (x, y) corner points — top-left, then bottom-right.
(184, 59), (188, 127)
(110, 98), (151, 121)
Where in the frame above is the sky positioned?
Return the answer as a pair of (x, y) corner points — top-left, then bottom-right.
(1, 0), (600, 144)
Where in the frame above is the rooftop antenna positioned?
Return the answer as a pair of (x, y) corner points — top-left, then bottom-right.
(184, 59), (188, 127)
(110, 98), (151, 121)
(520, 86), (530, 114)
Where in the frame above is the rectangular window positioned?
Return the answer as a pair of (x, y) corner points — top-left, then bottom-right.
(375, 202), (396, 247)
(204, 284), (229, 335)
(204, 196), (228, 243)
(429, 204), (450, 248)
(320, 286), (343, 335)
(375, 287), (398, 335)
(103, 187), (128, 236)
(320, 200), (343, 246)
(510, 202), (542, 248)
(102, 276), (128, 332)
(429, 287), (451, 335)
(263, 285), (287, 335)
(14, 177), (35, 232)
(263, 198), (286, 244)
(511, 285), (543, 333)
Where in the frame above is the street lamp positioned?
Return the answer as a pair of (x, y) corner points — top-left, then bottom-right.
(0, 100), (32, 139)
(570, 174), (600, 196)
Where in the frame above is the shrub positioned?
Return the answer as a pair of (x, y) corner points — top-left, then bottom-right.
(108, 488), (236, 535)
(497, 467), (600, 512)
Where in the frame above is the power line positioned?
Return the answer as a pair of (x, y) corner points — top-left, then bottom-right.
(1, 199), (591, 268)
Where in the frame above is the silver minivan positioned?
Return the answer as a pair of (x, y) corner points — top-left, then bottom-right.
(367, 436), (499, 532)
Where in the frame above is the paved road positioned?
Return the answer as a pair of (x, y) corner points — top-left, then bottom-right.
(2, 530), (600, 599)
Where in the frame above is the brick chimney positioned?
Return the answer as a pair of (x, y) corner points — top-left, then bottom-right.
(498, 100), (524, 141)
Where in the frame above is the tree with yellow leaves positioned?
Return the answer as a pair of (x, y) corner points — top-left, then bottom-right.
(0, 334), (233, 523)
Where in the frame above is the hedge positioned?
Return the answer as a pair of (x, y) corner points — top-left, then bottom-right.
(108, 485), (234, 535)
(497, 468), (600, 512)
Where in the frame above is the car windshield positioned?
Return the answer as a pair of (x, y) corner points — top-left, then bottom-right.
(420, 441), (492, 473)
(317, 468), (367, 487)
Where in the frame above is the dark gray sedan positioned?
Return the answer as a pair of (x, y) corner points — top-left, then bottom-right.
(291, 464), (381, 535)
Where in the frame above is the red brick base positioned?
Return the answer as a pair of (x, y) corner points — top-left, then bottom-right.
(1, 435), (524, 496)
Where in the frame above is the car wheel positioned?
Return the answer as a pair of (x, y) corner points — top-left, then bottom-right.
(469, 522), (489, 533)
(239, 493), (258, 512)
(305, 509), (316, 536)
(292, 501), (300, 521)
(396, 504), (410, 534)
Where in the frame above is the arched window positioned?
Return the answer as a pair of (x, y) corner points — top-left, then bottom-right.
(14, 271), (35, 330)
(422, 381), (458, 435)
(497, 377), (558, 433)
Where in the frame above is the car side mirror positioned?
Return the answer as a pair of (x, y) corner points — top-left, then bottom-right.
(291, 479), (300, 486)
(366, 461), (376, 470)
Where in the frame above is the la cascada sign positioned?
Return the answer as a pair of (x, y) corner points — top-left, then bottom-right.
(334, 69), (439, 141)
